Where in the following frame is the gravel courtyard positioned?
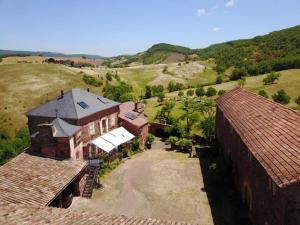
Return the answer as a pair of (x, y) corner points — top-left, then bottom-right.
(71, 140), (213, 224)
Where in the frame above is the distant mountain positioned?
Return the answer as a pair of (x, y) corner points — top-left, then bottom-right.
(0, 49), (105, 59)
(115, 25), (300, 75)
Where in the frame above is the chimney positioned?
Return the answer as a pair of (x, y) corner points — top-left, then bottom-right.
(134, 101), (144, 114)
(60, 90), (64, 98)
(87, 88), (90, 92)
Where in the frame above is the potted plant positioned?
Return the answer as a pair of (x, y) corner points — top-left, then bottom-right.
(167, 136), (179, 150)
(178, 138), (192, 152)
(146, 133), (155, 149)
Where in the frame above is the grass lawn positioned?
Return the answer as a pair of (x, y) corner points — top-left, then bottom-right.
(0, 63), (102, 134)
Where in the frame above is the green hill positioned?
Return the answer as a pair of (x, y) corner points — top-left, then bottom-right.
(195, 25), (300, 76)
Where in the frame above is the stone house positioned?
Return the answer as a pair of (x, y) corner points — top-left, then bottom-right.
(216, 88), (300, 225)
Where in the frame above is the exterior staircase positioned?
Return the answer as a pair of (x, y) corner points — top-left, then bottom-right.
(82, 160), (101, 198)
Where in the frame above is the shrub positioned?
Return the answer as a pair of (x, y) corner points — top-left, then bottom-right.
(157, 92), (165, 104)
(206, 87), (217, 97)
(132, 138), (142, 152)
(82, 75), (103, 87)
(295, 95), (300, 105)
(186, 89), (194, 97)
(263, 72), (281, 85)
(272, 89), (290, 105)
(215, 76), (223, 84)
(178, 91), (184, 98)
(167, 136), (179, 146)
(178, 138), (193, 148)
(195, 86), (205, 98)
(258, 90), (268, 98)
(146, 133), (155, 144)
(106, 72), (113, 81)
(199, 116), (215, 143)
(238, 76), (246, 87)
(218, 90), (226, 96)
(144, 85), (152, 99)
(230, 67), (247, 81)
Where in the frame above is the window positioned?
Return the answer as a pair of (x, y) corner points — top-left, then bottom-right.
(110, 114), (116, 126)
(89, 122), (95, 135)
(75, 131), (82, 145)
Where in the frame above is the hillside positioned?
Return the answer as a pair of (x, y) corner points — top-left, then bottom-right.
(106, 25), (300, 74)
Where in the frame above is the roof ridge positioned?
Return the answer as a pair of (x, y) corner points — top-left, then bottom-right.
(70, 89), (79, 119)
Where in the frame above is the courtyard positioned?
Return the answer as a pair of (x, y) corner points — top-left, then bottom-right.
(71, 139), (251, 225)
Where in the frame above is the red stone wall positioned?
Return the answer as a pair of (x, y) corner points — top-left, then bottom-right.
(216, 106), (299, 225)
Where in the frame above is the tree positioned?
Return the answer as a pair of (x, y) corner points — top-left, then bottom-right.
(200, 117), (215, 144)
(295, 95), (300, 105)
(157, 92), (165, 104)
(206, 87), (217, 97)
(238, 76), (246, 87)
(163, 66), (168, 74)
(272, 89), (290, 105)
(195, 86), (205, 98)
(103, 81), (134, 102)
(215, 64), (226, 74)
(178, 91), (184, 98)
(180, 98), (200, 134)
(198, 99), (216, 143)
(215, 76), (223, 84)
(155, 99), (175, 124)
(186, 89), (194, 97)
(151, 85), (164, 97)
(263, 72), (281, 85)
(144, 85), (152, 99)
(258, 90), (268, 98)
(218, 90), (226, 96)
(230, 67), (247, 81)
(167, 81), (175, 92)
(106, 72), (113, 81)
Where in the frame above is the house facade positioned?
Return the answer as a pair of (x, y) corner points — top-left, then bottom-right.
(27, 88), (149, 160)
(216, 88), (300, 225)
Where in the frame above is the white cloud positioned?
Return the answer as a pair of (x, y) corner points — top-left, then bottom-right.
(197, 8), (206, 16)
(225, 0), (235, 7)
(213, 27), (221, 32)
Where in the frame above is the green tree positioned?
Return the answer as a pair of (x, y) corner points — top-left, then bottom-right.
(200, 117), (215, 144)
(215, 64), (226, 74)
(157, 92), (165, 104)
(155, 99), (175, 124)
(272, 89), (290, 105)
(218, 90), (226, 96)
(178, 91), (184, 98)
(230, 67), (247, 81)
(106, 72), (113, 81)
(295, 95), (300, 105)
(238, 76), (246, 87)
(195, 86), (205, 98)
(145, 85), (152, 99)
(186, 89), (194, 97)
(206, 87), (217, 97)
(263, 72), (281, 85)
(180, 98), (200, 134)
(103, 81), (134, 102)
(258, 90), (268, 98)
(215, 76), (223, 84)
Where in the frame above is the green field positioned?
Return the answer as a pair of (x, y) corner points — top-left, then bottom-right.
(0, 57), (299, 135)
(145, 69), (300, 122)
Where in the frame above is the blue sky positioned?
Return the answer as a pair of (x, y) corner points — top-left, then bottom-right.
(0, 0), (299, 56)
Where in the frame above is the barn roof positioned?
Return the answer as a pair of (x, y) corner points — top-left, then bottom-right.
(0, 203), (195, 225)
(26, 89), (120, 119)
(0, 152), (87, 206)
(216, 88), (300, 188)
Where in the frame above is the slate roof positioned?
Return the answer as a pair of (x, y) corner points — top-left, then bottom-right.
(26, 89), (120, 119)
(216, 88), (300, 188)
(52, 118), (81, 137)
(0, 203), (197, 225)
(0, 152), (87, 206)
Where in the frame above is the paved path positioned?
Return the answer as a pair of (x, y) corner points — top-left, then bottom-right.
(72, 139), (213, 225)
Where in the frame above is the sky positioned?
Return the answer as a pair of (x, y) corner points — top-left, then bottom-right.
(0, 0), (299, 57)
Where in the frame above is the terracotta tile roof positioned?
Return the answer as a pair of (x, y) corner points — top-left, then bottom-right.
(0, 152), (87, 206)
(0, 203), (196, 225)
(119, 102), (148, 127)
(216, 88), (300, 188)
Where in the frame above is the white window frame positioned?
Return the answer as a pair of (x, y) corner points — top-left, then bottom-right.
(88, 122), (95, 135)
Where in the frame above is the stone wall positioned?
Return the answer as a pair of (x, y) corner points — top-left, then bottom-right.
(215, 106), (300, 225)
